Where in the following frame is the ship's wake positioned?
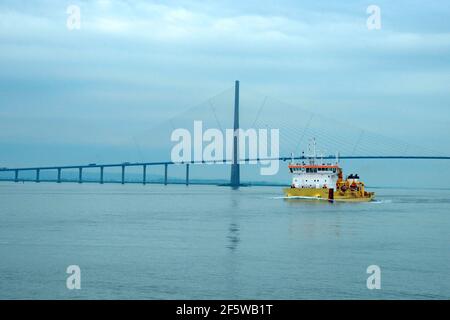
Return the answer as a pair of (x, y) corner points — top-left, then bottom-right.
(366, 199), (392, 204)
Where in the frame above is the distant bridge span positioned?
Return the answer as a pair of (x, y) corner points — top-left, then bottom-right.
(1, 155), (449, 186)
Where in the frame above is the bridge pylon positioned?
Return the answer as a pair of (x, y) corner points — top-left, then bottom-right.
(230, 80), (240, 189)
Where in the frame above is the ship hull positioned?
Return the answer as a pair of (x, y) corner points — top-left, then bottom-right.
(283, 187), (374, 202)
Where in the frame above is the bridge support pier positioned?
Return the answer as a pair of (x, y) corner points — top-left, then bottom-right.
(100, 166), (104, 184)
(186, 164), (189, 186)
(164, 164), (168, 185)
(36, 169), (40, 183)
(78, 167), (83, 183)
(143, 165), (147, 185)
(57, 168), (61, 183)
(14, 170), (18, 183)
(121, 165), (125, 184)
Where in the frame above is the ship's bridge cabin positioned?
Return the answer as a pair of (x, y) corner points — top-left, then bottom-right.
(288, 163), (340, 189)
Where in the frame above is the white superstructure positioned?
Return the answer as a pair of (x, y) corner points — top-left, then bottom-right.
(288, 139), (340, 190)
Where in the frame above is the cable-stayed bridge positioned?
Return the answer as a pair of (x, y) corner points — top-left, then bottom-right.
(1, 156), (450, 186)
(1, 81), (449, 187)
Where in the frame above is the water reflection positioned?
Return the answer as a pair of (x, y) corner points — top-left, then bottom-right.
(285, 199), (343, 239)
(226, 222), (240, 251)
(224, 193), (241, 298)
(226, 197), (240, 251)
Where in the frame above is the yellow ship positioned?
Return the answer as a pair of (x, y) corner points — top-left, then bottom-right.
(283, 140), (375, 202)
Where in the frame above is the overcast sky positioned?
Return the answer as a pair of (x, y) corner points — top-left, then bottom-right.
(1, 0), (449, 169)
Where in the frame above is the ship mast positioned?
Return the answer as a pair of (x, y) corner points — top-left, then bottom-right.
(313, 138), (316, 159)
(312, 138), (317, 165)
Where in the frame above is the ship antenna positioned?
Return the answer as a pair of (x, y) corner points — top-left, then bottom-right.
(290, 152), (294, 164)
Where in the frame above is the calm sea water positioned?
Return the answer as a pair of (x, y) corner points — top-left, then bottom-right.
(0, 182), (449, 299)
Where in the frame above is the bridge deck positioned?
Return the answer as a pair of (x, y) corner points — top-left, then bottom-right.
(1, 155), (450, 172)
